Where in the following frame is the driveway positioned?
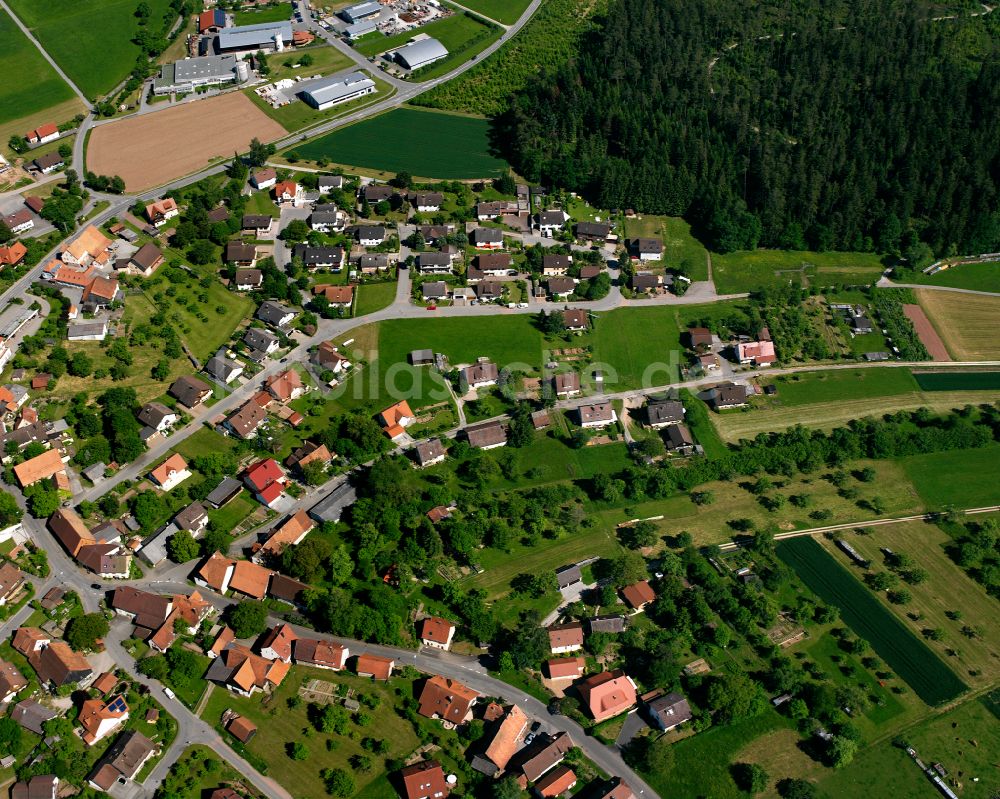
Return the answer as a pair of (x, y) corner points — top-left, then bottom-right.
(616, 709), (651, 748)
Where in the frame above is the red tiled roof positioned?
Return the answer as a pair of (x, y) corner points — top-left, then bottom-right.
(418, 617), (455, 646)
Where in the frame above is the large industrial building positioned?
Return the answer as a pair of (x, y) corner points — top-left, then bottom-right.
(393, 37), (448, 70)
(152, 55), (249, 96)
(339, 1), (382, 23)
(301, 72), (377, 110)
(211, 21), (293, 55)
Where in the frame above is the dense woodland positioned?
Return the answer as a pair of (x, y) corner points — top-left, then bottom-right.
(499, 0), (1000, 255)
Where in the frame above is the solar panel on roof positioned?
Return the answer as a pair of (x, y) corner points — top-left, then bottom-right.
(108, 696), (127, 712)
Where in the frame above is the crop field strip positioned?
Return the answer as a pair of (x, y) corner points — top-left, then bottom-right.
(913, 371), (1000, 391)
(915, 288), (1000, 360)
(0, 8), (80, 132)
(777, 537), (967, 706)
(293, 108), (508, 179)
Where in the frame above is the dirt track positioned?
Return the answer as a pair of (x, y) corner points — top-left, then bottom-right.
(87, 92), (285, 192)
(903, 303), (951, 361)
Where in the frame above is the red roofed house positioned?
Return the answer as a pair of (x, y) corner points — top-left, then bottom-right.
(0, 242), (28, 267)
(293, 638), (348, 671)
(378, 400), (414, 441)
(265, 368), (306, 403)
(473, 704), (527, 777)
(355, 653), (393, 681)
(79, 695), (129, 745)
(145, 198), (179, 227)
(736, 340), (776, 366)
(149, 453), (190, 491)
(228, 560), (273, 600)
(81, 275), (121, 306)
(194, 552), (235, 594)
(206, 644), (289, 697)
(254, 509), (313, 563)
(534, 765), (577, 798)
(26, 123), (59, 144)
(259, 623), (297, 663)
(547, 623), (584, 655)
(273, 181), (301, 206)
(417, 675), (478, 724)
(13, 449), (66, 489)
(418, 617), (456, 651)
(243, 458), (286, 508)
(400, 760), (450, 799)
(577, 670), (637, 723)
(545, 657), (585, 681)
(621, 580), (656, 611)
(48, 508), (95, 557)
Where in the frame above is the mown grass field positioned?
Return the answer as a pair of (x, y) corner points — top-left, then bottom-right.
(5, 0), (176, 98)
(201, 667), (422, 799)
(710, 388), (1000, 443)
(909, 262), (1000, 292)
(590, 306), (683, 390)
(593, 457), (922, 547)
(915, 288), (1000, 360)
(0, 9), (78, 129)
(817, 522), (1000, 687)
(234, 1), (291, 24)
(354, 281), (397, 316)
(816, 697), (1000, 799)
(712, 249), (886, 294)
(901, 445), (1000, 509)
(293, 108), (508, 179)
(762, 368), (919, 406)
(778, 537), (967, 706)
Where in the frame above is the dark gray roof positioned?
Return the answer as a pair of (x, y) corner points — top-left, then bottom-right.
(308, 482), (357, 523)
(244, 327), (278, 351)
(646, 400), (684, 426)
(206, 477), (243, 508)
(257, 301), (295, 326)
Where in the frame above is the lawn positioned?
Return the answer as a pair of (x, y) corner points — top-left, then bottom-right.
(815, 697), (1000, 799)
(641, 709), (789, 799)
(712, 249), (887, 294)
(624, 215), (709, 280)
(244, 190), (280, 218)
(201, 666), (423, 799)
(293, 108), (508, 179)
(900, 445), (1000, 509)
(915, 289), (1000, 360)
(451, 0), (533, 23)
(762, 368), (919, 406)
(355, 281), (397, 316)
(0, 9), (78, 129)
(777, 537), (967, 706)
(173, 428), (239, 460)
(5, 0), (176, 98)
(908, 261), (1000, 292)
(234, 1), (292, 24)
(589, 306), (683, 390)
(816, 522), (1000, 688)
(269, 44), (355, 82)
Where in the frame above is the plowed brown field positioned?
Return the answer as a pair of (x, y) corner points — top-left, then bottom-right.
(87, 92), (285, 191)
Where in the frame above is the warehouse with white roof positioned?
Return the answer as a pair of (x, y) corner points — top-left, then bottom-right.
(392, 38), (448, 70)
(214, 20), (293, 54)
(301, 72), (377, 110)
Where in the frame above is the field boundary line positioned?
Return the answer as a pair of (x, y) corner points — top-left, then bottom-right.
(0, 0), (92, 107)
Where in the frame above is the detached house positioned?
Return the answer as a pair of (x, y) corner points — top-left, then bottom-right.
(242, 214), (274, 238)
(293, 638), (348, 671)
(470, 227), (504, 250)
(224, 400), (267, 439)
(537, 210), (568, 236)
(79, 695), (129, 745)
(356, 225), (386, 246)
(250, 168), (277, 190)
(411, 192), (443, 212)
(205, 643), (288, 697)
(378, 400), (414, 440)
(265, 368), (305, 402)
(137, 402), (177, 433)
(629, 238), (663, 261)
(244, 458), (286, 507)
(256, 301), (296, 329)
(548, 623), (584, 654)
(235, 269), (263, 291)
(145, 198), (178, 227)
(149, 454), (190, 491)
(273, 180), (301, 206)
(577, 670), (637, 723)
(416, 252), (453, 275)
(577, 401), (617, 428)
(205, 352), (244, 385)
(736, 340), (776, 366)
(418, 617), (456, 650)
(417, 675), (478, 724)
(128, 243), (165, 276)
(462, 360), (498, 390)
(244, 326), (279, 356)
(294, 245), (344, 271)
(169, 375), (212, 408)
(225, 242), (257, 267)
(574, 221), (612, 242)
(464, 420), (506, 450)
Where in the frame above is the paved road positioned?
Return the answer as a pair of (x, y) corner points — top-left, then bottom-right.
(0, 0), (92, 107)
